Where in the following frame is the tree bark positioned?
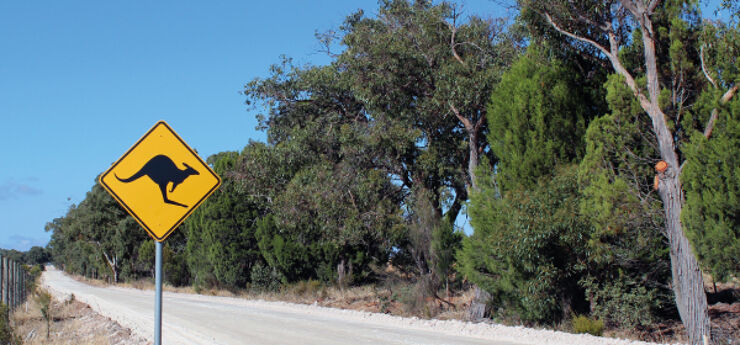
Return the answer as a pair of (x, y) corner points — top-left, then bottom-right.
(465, 286), (491, 321)
(449, 103), (484, 191)
(638, 7), (710, 343)
(658, 166), (711, 345)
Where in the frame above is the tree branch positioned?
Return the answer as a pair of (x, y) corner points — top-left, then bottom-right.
(544, 11), (652, 110)
(447, 8), (466, 67)
(545, 12), (611, 57)
(474, 112), (486, 135)
(700, 44), (717, 89)
(703, 84), (739, 139)
(449, 102), (473, 132)
(648, 0), (661, 15)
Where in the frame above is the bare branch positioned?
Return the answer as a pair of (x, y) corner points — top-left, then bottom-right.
(700, 45), (717, 89)
(474, 112), (486, 134)
(447, 7), (466, 67)
(618, 0), (641, 20)
(648, 0), (661, 15)
(544, 12), (611, 57)
(545, 11), (651, 110)
(449, 102), (473, 131)
(703, 84), (739, 139)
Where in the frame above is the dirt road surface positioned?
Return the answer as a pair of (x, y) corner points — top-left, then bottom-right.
(41, 267), (670, 345)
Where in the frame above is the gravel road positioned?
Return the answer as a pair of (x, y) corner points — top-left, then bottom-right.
(41, 267), (678, 345)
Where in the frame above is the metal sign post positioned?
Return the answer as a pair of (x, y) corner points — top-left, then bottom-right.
(155, 241), (163, 345)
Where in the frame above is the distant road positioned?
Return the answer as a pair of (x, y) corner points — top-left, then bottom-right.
(41, 267), (661, 345)
(41, 267), (518, 345)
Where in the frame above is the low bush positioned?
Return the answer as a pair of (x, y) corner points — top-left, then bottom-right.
(581, 278), (665, 328)
(571, 314), (604, 336)
(249, 263), (283, 292)
(290, 280), (326, 299)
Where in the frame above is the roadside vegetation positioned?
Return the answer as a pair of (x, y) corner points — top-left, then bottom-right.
(19, 0), (739, 344)
(10, 288), (146, 345)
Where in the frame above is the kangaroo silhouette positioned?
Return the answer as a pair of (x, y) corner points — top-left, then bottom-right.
(115, 155), (199, 208)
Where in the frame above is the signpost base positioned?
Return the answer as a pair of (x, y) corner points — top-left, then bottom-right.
(155, 241), (163, 345)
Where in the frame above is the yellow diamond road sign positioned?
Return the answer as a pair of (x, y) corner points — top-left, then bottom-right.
(100, 121), (221, 241)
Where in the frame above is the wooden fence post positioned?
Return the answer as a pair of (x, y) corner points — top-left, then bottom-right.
(9, 260), (14, 308)
(11, 260), (16, 308)
(21, 265), (28, 304)
(13, 260), (18, 308)
(2, 256), (7, 306)
(0, 255), (4, 306)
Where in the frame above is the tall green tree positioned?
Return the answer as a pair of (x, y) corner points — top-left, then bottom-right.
(487, 45), (595, 191)
(579, 74), (673, 328)
(46, 180), (147, 282)
(244, 0), (520, 285)
(184, 151), (262, 289)
(461, 47), (597, 324)
(681, 20), (740, 282)
(337, 0), (519, 216)
(244, 62), (405, 283)
(461, 165), (591, 324)
(517, 1), (738, 341)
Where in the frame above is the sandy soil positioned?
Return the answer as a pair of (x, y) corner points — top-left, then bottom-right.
(12, 292), (149, 345)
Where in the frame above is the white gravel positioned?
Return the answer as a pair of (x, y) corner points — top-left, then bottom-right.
(42, 267), (683, 345)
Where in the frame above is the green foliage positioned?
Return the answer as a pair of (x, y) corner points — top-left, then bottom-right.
(23, 246), (50, 266)
(25, 264), (43, 293)
(0, 302), (23, 345)
(682, 95), (740, 281)
(571, 315), (604, 336)
(578, 74), (674, 324)
(36, 289), (52, 339)
(254, 215), (313, 282)
(431, 217), (462, 291)
(680, 21), (740, 282)
(461, 47), (598, 325)
(0, 303), (21, 345)
(185, 151), (261, 290)
(335, 0), (519, 221)
(249, 262), (283, 292)
(45, 179), (148, 282)
(488, 45), (594, 191)
(580, 277), (663, 329)
(461, 165), (591, 324)
(0, 247), (51, 266)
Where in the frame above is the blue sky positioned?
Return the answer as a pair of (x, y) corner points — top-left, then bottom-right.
(0, 1), (518, 251)
(0, 1), (729, 251)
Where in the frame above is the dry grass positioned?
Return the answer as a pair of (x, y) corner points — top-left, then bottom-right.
(238, 282), (472, 321)
(68, 272), (472, 320)
(11, 290), (148, 345)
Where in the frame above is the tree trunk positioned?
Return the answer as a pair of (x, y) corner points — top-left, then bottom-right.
(468, 131), (479, 191)
(659, 172), (711, 345)
(642, 15), (711, 341)
(337, 258), (346, 289)
(466, 286), (491, 321)
(449, 103), (483, 191)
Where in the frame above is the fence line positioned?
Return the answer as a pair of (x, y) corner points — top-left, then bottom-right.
(0, 255), (30, 310)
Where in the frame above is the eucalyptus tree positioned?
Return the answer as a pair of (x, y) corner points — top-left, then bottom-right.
(244, 62), (405, 283)
(518, 0), (738, 342)
(338, 0), (520, 212)
(45, 180), (146, 282)
(243, 0), (519, 285)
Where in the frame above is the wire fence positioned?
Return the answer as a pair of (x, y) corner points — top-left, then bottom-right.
(0, 255), (30, 310)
